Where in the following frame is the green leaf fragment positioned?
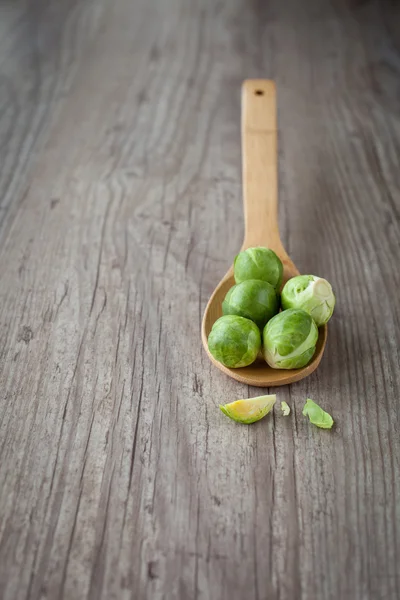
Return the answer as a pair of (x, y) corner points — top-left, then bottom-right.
(281, 401), (291, 416)
(302, 398), (334, 429)
(219, 394), (276, 424)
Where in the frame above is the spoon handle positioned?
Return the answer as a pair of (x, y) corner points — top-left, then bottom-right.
(241, 80), (284, 252)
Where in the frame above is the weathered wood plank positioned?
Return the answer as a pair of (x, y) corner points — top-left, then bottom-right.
(0, 1), (399, 599)
(0, 0), (106, 239)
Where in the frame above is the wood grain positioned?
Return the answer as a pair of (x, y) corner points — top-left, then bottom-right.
(0, 0), (399, 599)
(0, 0), (106, 241)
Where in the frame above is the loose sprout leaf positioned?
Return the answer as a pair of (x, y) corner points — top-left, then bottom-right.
(281, 401), (291, 416)
(302, 398), (334, 429)
(219, 395), (276, 424)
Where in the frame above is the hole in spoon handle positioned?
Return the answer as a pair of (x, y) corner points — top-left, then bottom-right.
(241, 80), (283, 253)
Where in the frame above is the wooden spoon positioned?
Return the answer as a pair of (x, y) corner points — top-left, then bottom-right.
(201, 80), (327, 387)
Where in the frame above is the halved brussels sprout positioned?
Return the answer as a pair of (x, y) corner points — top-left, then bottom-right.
(263, 308), (318, 369)
(208, 315), (261, 368)
(220, 394), (276, 424)
(234, 247), (283, 290)
(281, 275), (335, 326)
(222, 279), (279, 329)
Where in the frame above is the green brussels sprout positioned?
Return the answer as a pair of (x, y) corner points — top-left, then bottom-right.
(220, 394), (276, 424)
(208, 315), (261, 368)
(234, 247), (283, 290)
(222, 279), (279, 329)
(263, 308), (318, 369)
(281, 275), (335, 326)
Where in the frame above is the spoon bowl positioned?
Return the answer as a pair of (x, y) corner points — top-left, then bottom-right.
(201, 80), (327, 387)
(201, 267), (327, 387)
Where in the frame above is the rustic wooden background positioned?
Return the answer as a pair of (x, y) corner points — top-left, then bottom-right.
(0, 0), (399, 599)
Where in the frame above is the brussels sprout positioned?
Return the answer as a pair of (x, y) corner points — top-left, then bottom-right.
(208, 315), (261, 368)
(220, 394), (276, 424)
(263, 308), (318, 369)
(281, 275), (335, 326)
(222, 279), (279, 329)
(234, 247), (283, 290)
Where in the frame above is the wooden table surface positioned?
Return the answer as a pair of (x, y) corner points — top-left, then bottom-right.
(1, 1), (399, 599)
